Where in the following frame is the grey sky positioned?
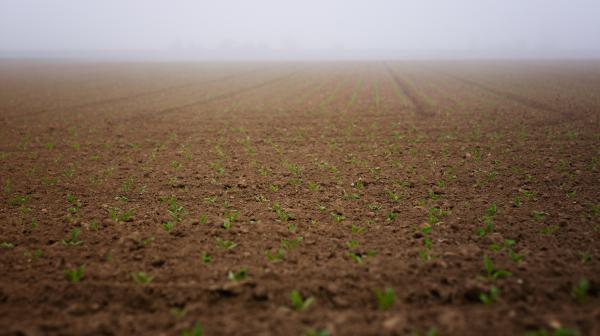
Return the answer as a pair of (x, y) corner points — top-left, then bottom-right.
(1, 0), (599, 58)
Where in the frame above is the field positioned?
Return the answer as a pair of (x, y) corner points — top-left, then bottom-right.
(0, 60), (599, 336)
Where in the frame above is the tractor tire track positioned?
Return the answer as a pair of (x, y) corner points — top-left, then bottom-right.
(436, 71), (571, 118)
(383, 62), (435, 118)
(433, 70), (599, 128)
(10, 68), (265, 120)
(127, 71), (300, 121)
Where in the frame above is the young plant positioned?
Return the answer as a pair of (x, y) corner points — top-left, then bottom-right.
(163, 221), (174, 233)
(167, 196), (186, 222)
(66, 194), (82, 214)
(346, 251), (376, 264)
(131, 272), (153, 284)
(419, 226), (434, 261)
(375, 287), (395, 310)
(281, 236), (303, 250)
(572, 278), (589, 304)
(304, 330), (329, 336)
(330, 212), (345, 222)
(215, 237), (237, 250)
(181, 322), (203, 336)
(227, 268), (247, 281)
(351, 224), (365, 234)
(201, 252), (212, 264)
(479, 286), (499, 305)
(290, 290), (315, 311)
(64, 265), (85, 283)
(531, 210), (548, 221)
(266, 248), (286, 262)
(272, 203), (290, 222)
(387, 211), (398, 221)
(307, 181), (320, 191)
(62, 228), (83, 246)
(222, 210), (239, 229)
(428, 207), (448, 225)
(483, 255), (511, 280)
(109, 208), (134, 222)
(477, 203), (497, 236)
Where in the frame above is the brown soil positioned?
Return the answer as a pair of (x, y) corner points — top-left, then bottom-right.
(0, 60), (599, 336)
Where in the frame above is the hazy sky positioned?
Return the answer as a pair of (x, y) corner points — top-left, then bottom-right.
(1, 0), (599, 57)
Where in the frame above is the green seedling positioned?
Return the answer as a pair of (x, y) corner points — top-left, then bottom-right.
(483, 255), (511, 280)
(345, 240), (359, 249)
(524, 328), (579, 336)
(222, 210), (239, 229)
(572, 278), (589, 304)
(227, 268), (247, 281)
(290, 290), (315, 311)
(428, 207), (449, 225)
(479, 286), (499, 305)
(387, 190), (402, 201)
(109, 208), (134, 222)
(387, 211), (398, 221)
(307, 182), (320, 191)
(540, 225), (560, 235)
(163, 221), (174, 233)
(199, 214), (208, 225)
(64, 265), (85, 283)
(1, 242), (15, 249)
(508, 249), (523, 263)
(477, 203), (497, 236)
(170, 307), (187, 319)
(24, 248), (43, 260)
(66, 194), (82, 213)
(266, 248), (285, 262)
(181, 322), (203, 336)
(62, 228), (83, 246)
(579, 252), (592, 263)
(347, 251), (376, 264)
(419, 226), (434, 261)
(590, 204), (600, 219)
(522, 190), (536, 199)
(281, 236), (303, 250)
(331, 212), (345, 222)
(288, 223), (297, 233)
(201, 252), (212, 264)
(131, 272), (153, 284)
(215, 237), (237, 249)
(254, 194), (268, 202)
(532, 211), (548, 221)
(344, 192), (360, 200)
(167, 196), (186, 222)
(427, 189), (442, 200)
(368, 204), (382, 211)
(304, 329), (329, 336)
(122, 178), (135, 192)
(489, 239), (523, 262)
(8, 194), (29, 207)
(375, 287), (395, 310)
(351, 224), (365, 234)
(272, 203), (290, 221)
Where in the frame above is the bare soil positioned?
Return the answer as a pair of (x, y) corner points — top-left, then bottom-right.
(0, 60), (599, 336)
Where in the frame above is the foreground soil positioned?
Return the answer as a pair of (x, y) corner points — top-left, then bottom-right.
(0, 60), (599, 336)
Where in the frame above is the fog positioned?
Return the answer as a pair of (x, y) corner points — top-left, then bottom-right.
(1, 0), (599, 60)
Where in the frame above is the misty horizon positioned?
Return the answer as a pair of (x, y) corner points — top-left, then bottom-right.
(1, 0), (600, 60)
